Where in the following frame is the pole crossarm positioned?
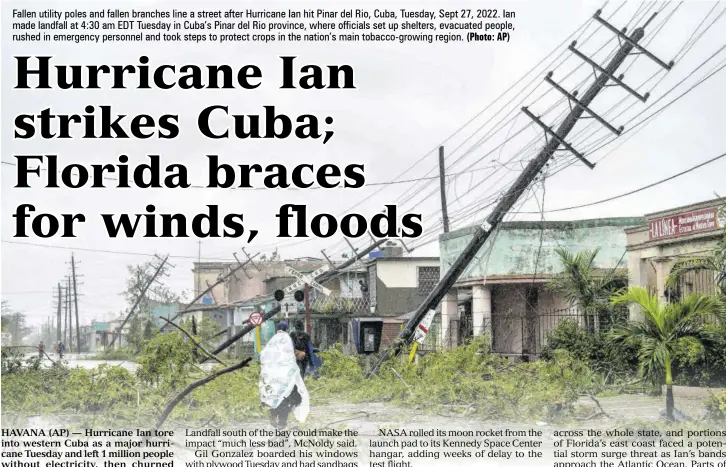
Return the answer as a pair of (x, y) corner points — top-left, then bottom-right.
(367, 13), (654, 378)
(544, 74), (623, 136)
(568, 44), (650, 102)
(521, 107), (595, 169)
(593, 9), (674, 71)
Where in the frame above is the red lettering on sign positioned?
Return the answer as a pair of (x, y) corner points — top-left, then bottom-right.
(648, 208), (718, 241)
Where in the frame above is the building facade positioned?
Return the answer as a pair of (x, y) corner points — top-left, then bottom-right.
(438, 217), (646, 355)
(626, 199), (725, 317)
(366, 256), (441, 317)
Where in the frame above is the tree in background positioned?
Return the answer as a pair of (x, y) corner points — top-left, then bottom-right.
(608, 287), (726, 420)
(179, 315), (220, 347)
(666, 228), (726, 300)
(1, 303), (33, 346)
(121, 260), (179, 352)
(547, 247), (629, 331)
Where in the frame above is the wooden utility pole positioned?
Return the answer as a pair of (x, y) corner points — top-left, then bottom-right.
(160, 252), (259, 331)
(71, 254), (81, 353)
(207, 241), (383, 356)
(66, 276), (72, 352)
(304, 284), (310, 333)
(110, 255), (169, 347)
(56, 283), (62, 343)
(439, 146), (450, 233)
(369, 9), (673, 376)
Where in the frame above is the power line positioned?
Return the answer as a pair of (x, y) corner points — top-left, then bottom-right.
(520, 151), (726, 214)
(0, 240), (236, 260)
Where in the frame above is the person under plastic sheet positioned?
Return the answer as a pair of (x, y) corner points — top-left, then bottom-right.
(258, 322), (310, 429)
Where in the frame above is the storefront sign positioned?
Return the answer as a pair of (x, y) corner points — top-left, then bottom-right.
(648, 207), (723, 241)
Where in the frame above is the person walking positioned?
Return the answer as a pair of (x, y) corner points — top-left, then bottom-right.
(58, 342), (65, 360)
(38, 341), (45, 359)
(259, 322), (309, 429)
(289, 320), (312, 377)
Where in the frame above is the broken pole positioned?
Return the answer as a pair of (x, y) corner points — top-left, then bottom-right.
(160, 252), (259, 331)
(201, 306), (282, 362)
(110, 255), (169, 347)
(156, 358), (251, 429)
(160, 317), (225, 366)
(368, 15), (649, 377)
(206, 240), (387, 354)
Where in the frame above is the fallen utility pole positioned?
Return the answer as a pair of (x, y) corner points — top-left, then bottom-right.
(206, 239), (387, 356)
(110, 255), (169, 347)
(368, 10), (669, 377)
(201, 305), (282, 361)
(159, 252), (259, 331)
(156, 357), (251, 429)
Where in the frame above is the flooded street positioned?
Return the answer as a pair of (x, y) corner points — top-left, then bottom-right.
(41, 353), (218, 372)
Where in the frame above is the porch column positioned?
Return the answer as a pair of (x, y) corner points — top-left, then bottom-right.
(655, 258), (672, 304)
(441, 290), (459, 348)
(472, 285), (492, 341)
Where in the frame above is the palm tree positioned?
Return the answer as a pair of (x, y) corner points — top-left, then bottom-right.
(666, 228), (726, 299)
(608, 287), (725, 420)
(547, 247), (628, 331)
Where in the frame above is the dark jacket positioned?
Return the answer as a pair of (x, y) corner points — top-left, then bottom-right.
(289, 330), (311, 360)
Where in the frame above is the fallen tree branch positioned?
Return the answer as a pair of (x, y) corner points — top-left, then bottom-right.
(160, 317), (225, 366)
(390, 368), (412, 393)
(156, 358), (251, 429)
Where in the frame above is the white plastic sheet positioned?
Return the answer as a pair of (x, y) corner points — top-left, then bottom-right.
(258, 331), (310, 423)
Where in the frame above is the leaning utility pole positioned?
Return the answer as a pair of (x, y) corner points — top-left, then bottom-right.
(208, 239), (388, 356)
(71, 254), (81, 353)
(439, 146), (450, 233)
(160, 252), (259, 331)
(110, 255), (169, 347)
(369, 9), (673, 376)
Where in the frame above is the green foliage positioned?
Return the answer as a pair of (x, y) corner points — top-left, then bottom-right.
(540, 319), (639, 378)
(671, 323), (726, 387)
(608, 287), (725, 390)
(1, 348), (43, 375)
(125, 314), (144, 353)
(0, 335), (617, 426)
(179, 316), (220, 346)
(135, 333), (195, 388)
(309, 336), (596, 422)
(547, 247), (628, 331)
(92, 347), (135, 361)
(704, 390), (726, 420)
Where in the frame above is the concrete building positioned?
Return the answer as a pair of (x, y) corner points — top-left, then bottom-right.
(438, 217), (645, 356)
(366, 256), (441, 317)
(625, 198), (725, 317)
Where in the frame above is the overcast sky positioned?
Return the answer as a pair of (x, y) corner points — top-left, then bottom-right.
(2, 0), (725, 327)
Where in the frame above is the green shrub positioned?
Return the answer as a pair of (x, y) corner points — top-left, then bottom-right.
(540, 318), (639, 379)
(704, 390), (726, 420)
(672, 324), (726, 387)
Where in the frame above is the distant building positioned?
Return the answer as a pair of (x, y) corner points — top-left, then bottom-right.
(626, 198), (725, 316)
(438, 217), (646, 356)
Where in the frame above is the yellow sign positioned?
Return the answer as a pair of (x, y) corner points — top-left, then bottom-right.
(255, 326), (261, 353)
